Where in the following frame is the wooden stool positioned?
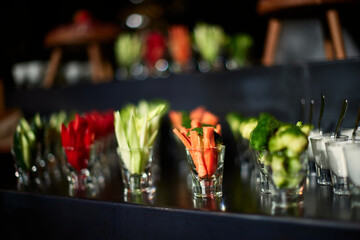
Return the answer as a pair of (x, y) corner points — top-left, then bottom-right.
(43, 11), (120, 89)
(257, 0), (357, 66)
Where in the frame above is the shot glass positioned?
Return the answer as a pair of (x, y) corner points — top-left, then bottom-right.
(310, 133), (348, 185)
(267, 152), (308, 208)
(343, 142), (360, 207)
(307, 129), (321, 176)
(117, 147), (156, 195)
(325, 140), (355, 195)
(64, 146), (98, 198)
(185, 146), (225, 198)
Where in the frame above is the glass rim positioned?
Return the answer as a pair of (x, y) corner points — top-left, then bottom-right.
(325, 138), (360, 147)
(310, 133), (348, 141)
(343, 141), (360, 150)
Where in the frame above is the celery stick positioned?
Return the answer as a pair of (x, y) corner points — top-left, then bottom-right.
(127, 114), (141, 173)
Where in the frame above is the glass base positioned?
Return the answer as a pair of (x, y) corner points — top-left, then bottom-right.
(331, 174), (350, 196)
(192, 178), (223, 198)
(271, 186), (304, 208)
(67, 169), (97, 198)
(122, 173), (155, 195)
(316, 165), (332, 185)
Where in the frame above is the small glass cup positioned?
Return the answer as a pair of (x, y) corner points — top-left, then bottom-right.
(310, 133), (348, 185)
(117, 147), (156, 195)
(343, 142), (360, 207)
(254, 150), (271, 194)
(63, 146), (98, 198)
(11, 144), (45, 193)
(307, 129), (321, 176)
(185, 146), (225, 198)
(325, 139), (358, 195)
(267, 151), (308, 208)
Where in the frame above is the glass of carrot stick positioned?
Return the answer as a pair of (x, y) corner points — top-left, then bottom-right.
(173, 119), (225, 198)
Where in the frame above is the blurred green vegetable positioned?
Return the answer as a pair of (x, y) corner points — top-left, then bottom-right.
(193, 23), (226, 64)
(249, 113), (280, 152)
(114, 33), (143, 69)
(227, 33), (253, 67)
(13, 117), (37, 171)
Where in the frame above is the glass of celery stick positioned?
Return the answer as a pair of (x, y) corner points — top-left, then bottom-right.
(117, 147), (156, 196)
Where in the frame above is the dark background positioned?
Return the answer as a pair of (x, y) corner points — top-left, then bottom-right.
(0, 0), (360, 90)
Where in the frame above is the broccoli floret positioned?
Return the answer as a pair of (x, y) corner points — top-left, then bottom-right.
(239, 117), (258, 140)
(249, 114), (280, 151)
(268, 125), (308, 156)
(271, 153), (287, 187)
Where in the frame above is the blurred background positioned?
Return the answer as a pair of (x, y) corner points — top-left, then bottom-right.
(0, 0), (359, 90)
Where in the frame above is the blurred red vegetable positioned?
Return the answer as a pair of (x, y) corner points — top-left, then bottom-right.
(61, 114), (95, 173)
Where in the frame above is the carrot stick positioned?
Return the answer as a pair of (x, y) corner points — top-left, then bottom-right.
(215, 124), (222, 136)
(201, 111), (219, 126)
(190, 130), (207, 178)
(191, 119), (201, 128)
(179, 126), (190, 142)
(169, 110), (183, 129)
(190, 106), (206, 120)
(173, 128), (191, 149)
(203, 127), (217, 176)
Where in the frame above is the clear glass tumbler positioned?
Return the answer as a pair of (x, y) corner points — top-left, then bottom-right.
(267, 152), (308, 208)
(185, 146), (225, 198)
(117, 147), (156, 195)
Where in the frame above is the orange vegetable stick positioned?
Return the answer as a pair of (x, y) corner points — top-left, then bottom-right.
(201, 111), (219, 126)
(169, 110), (183, 129)
(173, 128), (191, 149)
(191, 119), (201, 128)
(190, 106), (206, 120)
(179, 126), (190, 142)
(215, 124), (222, 136)
(190, 130), (207, 178)
(203, 127), (217, 176)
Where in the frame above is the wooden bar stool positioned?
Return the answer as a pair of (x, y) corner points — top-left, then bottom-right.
(43, 10), (120, 89)
(257, 0), (358, 66)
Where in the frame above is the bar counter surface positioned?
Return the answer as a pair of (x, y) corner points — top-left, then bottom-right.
(2, 58), (360, 239)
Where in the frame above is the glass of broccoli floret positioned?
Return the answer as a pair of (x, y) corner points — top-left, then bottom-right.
(266, 124), (310, 208)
